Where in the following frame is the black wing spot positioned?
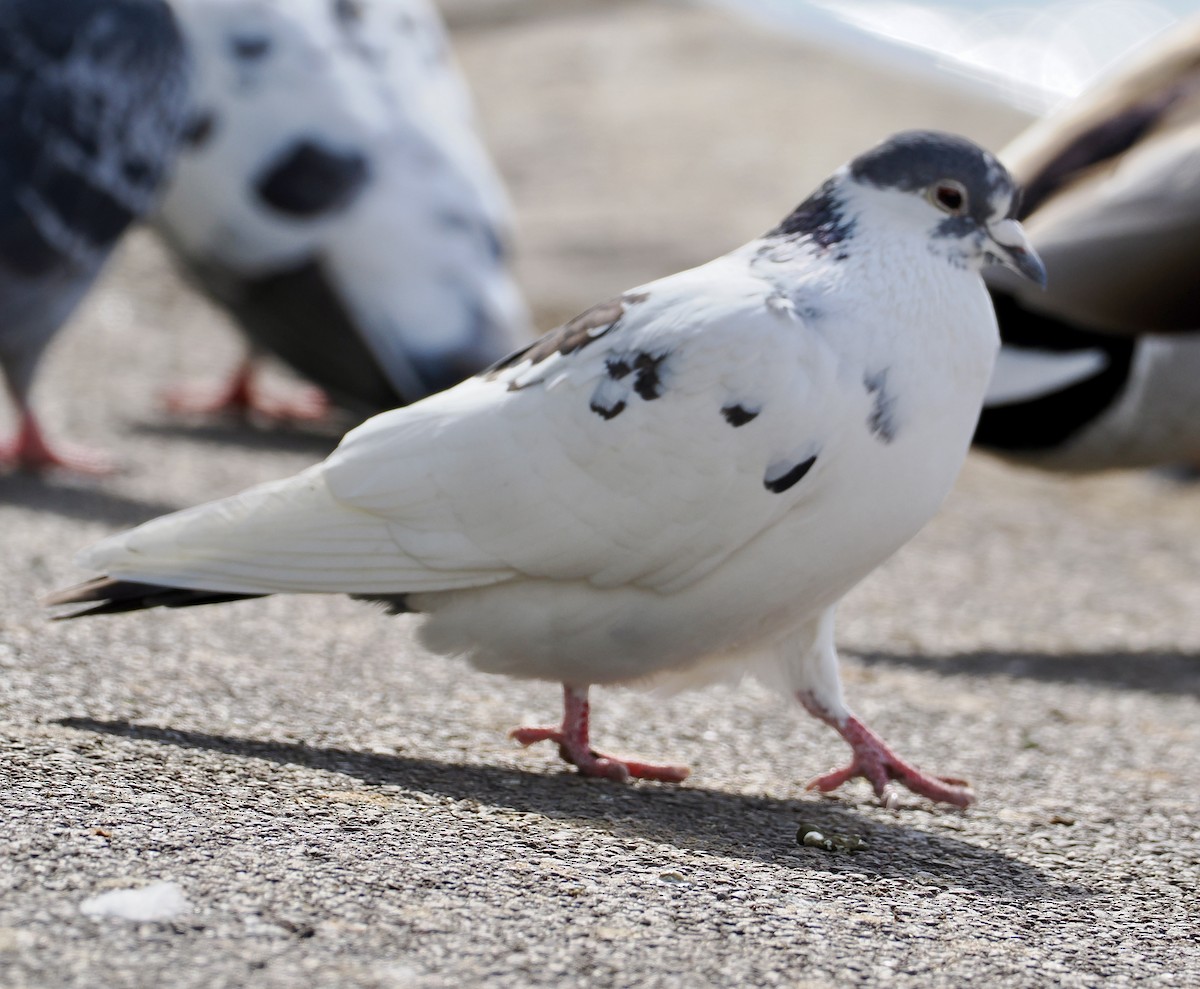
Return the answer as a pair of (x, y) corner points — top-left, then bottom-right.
(864, 370), (897, 444)
(606, 357), (632, 380)
(722, 404), (759, 427)
(254, 140), (371, 217)
(590, 399), (626, 420)
(230, 34), (272, 61)
(632, 352), (667, 401)
(764, 456), (817, 494)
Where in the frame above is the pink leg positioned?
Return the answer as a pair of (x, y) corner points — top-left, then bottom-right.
(510, 684), (690, 783)
(0, 411), (114, 475)
(163, 361), (330, 423)
(799, 691), (973, 809)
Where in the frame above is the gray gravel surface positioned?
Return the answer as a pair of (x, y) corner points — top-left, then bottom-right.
(2, 3), (1198, 987)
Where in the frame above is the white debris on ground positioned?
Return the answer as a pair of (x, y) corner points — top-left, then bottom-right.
(79, 882), (191, 922)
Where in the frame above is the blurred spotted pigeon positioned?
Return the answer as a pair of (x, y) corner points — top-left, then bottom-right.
(157, 0), (529, 420)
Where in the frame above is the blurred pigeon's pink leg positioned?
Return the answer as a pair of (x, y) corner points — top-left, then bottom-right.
(0, 411), (114, 475)
(163, 360), (330, 422)
(511, 684), (690, 783)
(798, 691), (973, 809)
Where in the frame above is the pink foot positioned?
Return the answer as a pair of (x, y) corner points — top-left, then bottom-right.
(163, 363), (330, 423)
(0, 414), (115, 475)
(510, 685), (690, 784)
(800, 693), (973, 809)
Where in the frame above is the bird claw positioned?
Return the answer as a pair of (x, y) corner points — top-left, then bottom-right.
(798, 694), (973, 809)
(806, 757), (972, 810)
(0, 422), (116, 476)
(805, 726), (973, 809)
(162, 370), (330, 424)
(509, 725), (690, 783)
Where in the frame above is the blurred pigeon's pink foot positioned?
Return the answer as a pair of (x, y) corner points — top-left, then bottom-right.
(799, 692), (973, 809)
(511, 684), (690, 783)
(0, 413), (114, 475)
(163, 362), (330, 423)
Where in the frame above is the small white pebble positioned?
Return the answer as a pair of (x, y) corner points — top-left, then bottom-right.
(802, 831), (826, 847)
(80, 881), (191, 922)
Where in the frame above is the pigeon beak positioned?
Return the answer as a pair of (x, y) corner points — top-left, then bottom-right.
(985, 218), (1047, 288)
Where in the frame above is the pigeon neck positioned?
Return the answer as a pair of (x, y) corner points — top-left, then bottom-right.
(766, 176), (856, 253)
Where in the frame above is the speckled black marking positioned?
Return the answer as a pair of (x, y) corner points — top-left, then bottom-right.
(484, 292), (650, 377)
(765, 456), (817, 493)
(590, 399), (626, 420)
(722, 404), (759, 427)
(230, 33), (272, 61)
(850, 130), (1015, 227)
(632, 352), (667, 401)
(182, 110), (216, 149)
(768, 179), (856, 251)
(864, 370), (897, 444)
(974, 292), (1134, 452)
(606, 357), (632, 380)
(254, 140), (370, 218)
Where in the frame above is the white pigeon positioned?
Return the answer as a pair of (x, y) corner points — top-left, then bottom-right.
(156, 0), (529, 419)
(47, 131), (1045, 808)
(976, 17), (1200, 469)
(0, 0), (189, 472)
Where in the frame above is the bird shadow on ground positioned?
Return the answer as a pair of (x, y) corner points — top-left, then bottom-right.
(0, 473), (181, 527)
(57, 716), (1076, 901)
(854, 650), (1200, 698)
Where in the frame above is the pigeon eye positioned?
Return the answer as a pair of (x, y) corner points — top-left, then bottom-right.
(930, 180), (968, 215)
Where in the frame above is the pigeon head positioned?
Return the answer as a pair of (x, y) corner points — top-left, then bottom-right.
(840, 130), (1047, 286)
